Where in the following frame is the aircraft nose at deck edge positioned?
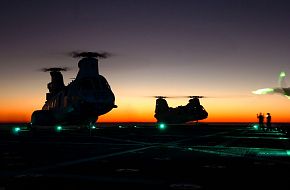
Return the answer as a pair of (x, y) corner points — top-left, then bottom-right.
(252, 71), (290, 99)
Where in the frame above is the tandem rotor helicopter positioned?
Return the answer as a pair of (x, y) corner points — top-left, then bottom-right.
(153, 96), (208, 124)
(30, 51), (117, 130)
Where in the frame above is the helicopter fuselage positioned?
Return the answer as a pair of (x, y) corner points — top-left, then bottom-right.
(31, 56), (117, 126)
(154, 98), (208, 124)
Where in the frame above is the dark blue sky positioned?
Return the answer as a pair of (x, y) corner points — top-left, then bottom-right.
(1, 0), (290, 71)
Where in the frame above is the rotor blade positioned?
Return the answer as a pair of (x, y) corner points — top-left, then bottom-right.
(70, 51), (112, 58)
(165, 96), (208, 98)
(144, 96), (169, 99)
(144, 95), (209, 99)
(40, 67), (70, 72)
(188, 96), (207, 98)
(146, 95), (252, 99)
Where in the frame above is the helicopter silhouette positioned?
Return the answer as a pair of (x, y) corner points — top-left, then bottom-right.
(154, 96), (208, 124)
(252, 71), (290, 99)
(31, 51), (117, 127)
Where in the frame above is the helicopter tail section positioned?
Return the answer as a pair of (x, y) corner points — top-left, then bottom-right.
(155, 98), (169, 114)
(154, 98), (174, 123)
(76, 57), (99, 79)
(154, 98), (169, 122)
(42, 68), (66, 101)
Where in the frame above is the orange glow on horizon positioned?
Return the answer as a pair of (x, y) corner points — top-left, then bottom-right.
(1, 110), (290, 123)
(1, 95), (290, 123)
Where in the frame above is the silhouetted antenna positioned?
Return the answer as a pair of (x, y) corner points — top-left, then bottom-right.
(40, 67), (70, 72)
(70, 51), (112, 59)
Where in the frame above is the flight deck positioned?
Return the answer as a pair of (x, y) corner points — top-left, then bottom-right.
(1, 123), (290, 189)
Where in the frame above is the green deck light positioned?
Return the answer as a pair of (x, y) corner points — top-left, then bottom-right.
(55, 125), (63, 132)
(159, 123), (166, 130)
(253, 124), (259, 130)
(12, 127), (21, 135)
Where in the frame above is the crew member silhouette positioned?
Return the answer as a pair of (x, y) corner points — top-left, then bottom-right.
(257, 113), (264, 128)
(266, 113), (272, 130)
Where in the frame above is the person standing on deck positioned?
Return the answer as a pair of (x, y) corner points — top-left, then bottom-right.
(257, 113), (264, 129)
(266, 113), (272, 130)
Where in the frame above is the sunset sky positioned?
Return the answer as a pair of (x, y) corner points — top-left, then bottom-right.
(1, 0), (290, 123)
